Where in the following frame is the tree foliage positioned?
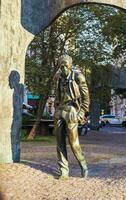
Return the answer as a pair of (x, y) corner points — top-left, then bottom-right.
(25, 4), (126, 137)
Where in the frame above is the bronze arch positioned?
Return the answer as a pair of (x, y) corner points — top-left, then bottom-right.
(21, 0), (126, 35)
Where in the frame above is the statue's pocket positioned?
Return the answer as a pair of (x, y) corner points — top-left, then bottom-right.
(63, 106), (78, 123)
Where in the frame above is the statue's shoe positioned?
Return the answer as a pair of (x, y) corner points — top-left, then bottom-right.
(81, 168), (88, 178)
(59, 175), (69, 180)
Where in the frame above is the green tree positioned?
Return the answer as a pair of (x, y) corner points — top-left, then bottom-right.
(25, 4), (126, 135)
(25, 13), (83, 138)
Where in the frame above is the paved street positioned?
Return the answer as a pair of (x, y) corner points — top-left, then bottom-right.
(21, 125), (126, 177)
(100, 125), (126, 134)
(0, 126), (126, 200)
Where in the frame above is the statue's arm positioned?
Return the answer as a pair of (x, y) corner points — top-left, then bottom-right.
(53, 69), (61, 107)
(76, 73), (90, 122)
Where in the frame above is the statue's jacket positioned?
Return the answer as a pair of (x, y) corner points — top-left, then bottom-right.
(55, 69), (90, 121)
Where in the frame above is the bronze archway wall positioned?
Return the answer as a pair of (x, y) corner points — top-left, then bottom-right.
(21, 0), (126, 35)
(0, 0), (126, 163)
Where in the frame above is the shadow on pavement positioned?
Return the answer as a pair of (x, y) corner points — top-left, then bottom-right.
(21, 160), (59, 178)
(89, 163), (126, 179)
(21, 160), (126, 179)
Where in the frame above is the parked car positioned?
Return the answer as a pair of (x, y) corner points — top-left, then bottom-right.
(121, 116), (126, 127)
(99, 114), (123, 126)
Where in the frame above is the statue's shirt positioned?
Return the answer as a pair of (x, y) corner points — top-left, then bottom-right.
(60, 78), (72, 105)
(55, 70), (90, 119)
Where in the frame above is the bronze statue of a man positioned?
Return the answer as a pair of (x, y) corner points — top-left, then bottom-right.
(54, 55), (90, 179)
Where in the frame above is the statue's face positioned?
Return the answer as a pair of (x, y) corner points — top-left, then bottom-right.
(60, 59), (72, 77)
(8, 71), (20, 89)
(9, 78), (15, 89)
(9, 76), (19, 89)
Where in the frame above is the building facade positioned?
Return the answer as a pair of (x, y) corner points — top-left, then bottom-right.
(110, 90), (126, 117)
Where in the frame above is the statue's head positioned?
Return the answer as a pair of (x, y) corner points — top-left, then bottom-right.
(58, 55), (72, 77)
(9, 70), (20, 89)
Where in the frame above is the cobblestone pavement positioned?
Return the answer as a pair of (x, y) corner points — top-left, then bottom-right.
(0, 129), (126, 200)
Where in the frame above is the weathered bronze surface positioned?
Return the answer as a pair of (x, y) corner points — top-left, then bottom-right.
(21, 0), (126, 34)
(54, 55), (90, 178)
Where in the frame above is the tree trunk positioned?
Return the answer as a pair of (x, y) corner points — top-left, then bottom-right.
(90, 98), (100, 130)
(27, 94), (47, 140)
(90, 66), (100, 130)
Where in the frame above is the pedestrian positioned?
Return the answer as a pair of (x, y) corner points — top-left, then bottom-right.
(54, 54), (90, 179)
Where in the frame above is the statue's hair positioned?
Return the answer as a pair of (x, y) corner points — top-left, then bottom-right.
(9, 70), (20, 83)
(58, 55), (72, 66)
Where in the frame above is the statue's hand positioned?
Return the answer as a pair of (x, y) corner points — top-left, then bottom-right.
(77, 113), (87, 125)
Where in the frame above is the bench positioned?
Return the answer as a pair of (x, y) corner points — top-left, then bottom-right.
(22, 119), (54, 135)
(22, 120), (83, 135)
